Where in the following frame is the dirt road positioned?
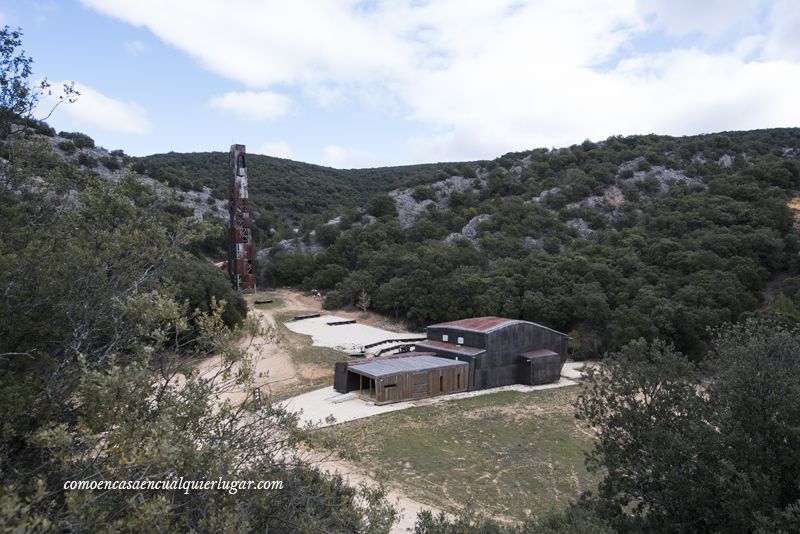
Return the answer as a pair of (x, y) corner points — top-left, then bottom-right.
(201, 289), (441, 531)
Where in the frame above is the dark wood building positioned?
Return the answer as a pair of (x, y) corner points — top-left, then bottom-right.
(417, 317), (569, 390)
(334, 353), (468, 404)
(333, 316), (569, 404)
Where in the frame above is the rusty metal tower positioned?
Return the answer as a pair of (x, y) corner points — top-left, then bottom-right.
(227, 144), (256, 292)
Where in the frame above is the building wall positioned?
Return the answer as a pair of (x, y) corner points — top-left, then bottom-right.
(425, 327), (486, 349)
(519, 353), (563, 385)
(348, 362), (469, 405)
(423, 322), (569, 391)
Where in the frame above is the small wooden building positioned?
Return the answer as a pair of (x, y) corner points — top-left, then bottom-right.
(337, 354), (469, 404)
(519, 349), (562, 385)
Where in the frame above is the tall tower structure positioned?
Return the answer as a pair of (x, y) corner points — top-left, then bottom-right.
(227, 144), (256, 292)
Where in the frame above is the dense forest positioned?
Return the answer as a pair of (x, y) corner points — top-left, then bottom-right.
(140, 128), (800, 360)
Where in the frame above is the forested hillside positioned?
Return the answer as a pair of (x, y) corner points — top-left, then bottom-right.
(130, 129), (800, 359)
(253, 129), (800, 358)
(37, 125), (800, 354)
(133, 150), (469, 237)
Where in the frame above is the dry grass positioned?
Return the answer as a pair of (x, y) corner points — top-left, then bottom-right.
(314, 386), (598, 522)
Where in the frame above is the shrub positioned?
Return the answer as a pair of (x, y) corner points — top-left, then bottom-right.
(412, 186), (436, 202)
(57, 140), (76, 154)
(101, 156), (120, 170)
(366, 193), (397, 218)
(77, 152), (97, 168)
(323, 290), (346, 310)
(59, 131), (95, 149)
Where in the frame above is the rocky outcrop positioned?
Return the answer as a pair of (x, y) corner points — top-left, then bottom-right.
(566, 218), (593, 238)
(717, 154), (734, 168)
(462, 214), (491, 239)
(390, 174), (483, 229)
(617, 159), (704, 193)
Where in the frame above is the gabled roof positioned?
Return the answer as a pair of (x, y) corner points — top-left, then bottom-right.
(415, 339), (486, 356)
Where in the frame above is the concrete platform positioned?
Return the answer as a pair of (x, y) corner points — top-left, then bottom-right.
(280, 375), (579, 429)
(283, 314), (416, 353)
(279, 386), (415, 428)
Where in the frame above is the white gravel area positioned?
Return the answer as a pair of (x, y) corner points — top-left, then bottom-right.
(561, 361), (592, 379)
(281, 362), (590, 428)
(279, 386), (416, 428)
(283, 314), (418, 353)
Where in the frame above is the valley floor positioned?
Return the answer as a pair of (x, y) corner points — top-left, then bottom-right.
(204, 289), (596, 532)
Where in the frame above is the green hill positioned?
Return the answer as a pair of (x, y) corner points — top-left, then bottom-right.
(26, 125), (800, 360)
(238, 128), (800, 358)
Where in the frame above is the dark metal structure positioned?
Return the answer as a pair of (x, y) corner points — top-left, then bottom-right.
(333, 316), (570, 403)
(227, 144), (256, 292)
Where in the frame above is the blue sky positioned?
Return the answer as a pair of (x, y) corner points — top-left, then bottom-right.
(1, 1), (798, 167)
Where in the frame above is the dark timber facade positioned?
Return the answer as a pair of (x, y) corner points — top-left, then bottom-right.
(418, 317), (569, 390)
(227, 144), (256, 291)
(333, 316), (569, 404)
(336, 354), (469, 405)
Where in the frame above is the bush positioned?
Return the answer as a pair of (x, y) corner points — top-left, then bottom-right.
(57, 140), (76, 154)
(59, 131), (95, 149)
(165, 255), (247, 329)
(131, 161), (147, 174)
(366, 193), (397, 218)
(316, 223), (340, 247)
(77, 152), (97, 168)
(323, 290), (346, 309)
(411, 186), (435, 202)
(101, 156), (120, 170)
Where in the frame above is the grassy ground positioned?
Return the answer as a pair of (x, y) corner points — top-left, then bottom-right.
(314, 386), (597, 522)
(252, 296), (283, 310)
(261, 310), (354, 401)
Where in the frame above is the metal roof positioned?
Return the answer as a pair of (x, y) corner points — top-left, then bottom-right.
(349, 351), (435, 364)
(520, 349), (560, 359)
(427, 316), (518, 333)
(346, 355), (468, 379)
(415, 339), (486, 356)
(427, 316), (570, 337)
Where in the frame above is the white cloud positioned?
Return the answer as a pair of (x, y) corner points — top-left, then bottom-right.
(209, 90), (290, 121)
(82, 0), (800, 162)
(322, 145), (382, 169)
(761, 0), (800, 61)
(637, 0), (765, 38)
(257, 141), (294, 159)
(44, 81), (150, 134)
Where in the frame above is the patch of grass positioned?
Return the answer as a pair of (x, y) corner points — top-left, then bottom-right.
(253, 296), (283, 309)
(269, 375), (338, 402)
(293, 344), (351, 367)
(315, 387), (596, 522)
(267, 309), (356, 404)
(273, 311), (350, 366)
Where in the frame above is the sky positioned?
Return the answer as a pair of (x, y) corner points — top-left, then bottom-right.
(1, 0), (799, 168)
